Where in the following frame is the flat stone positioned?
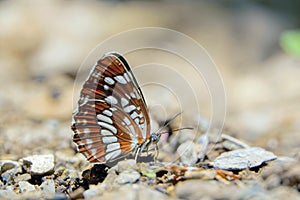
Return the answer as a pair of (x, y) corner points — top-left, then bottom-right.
(213, 147), (277, 170)
(18, 181), (36, 193)
(115, 169), (140, 184)
(21, 154), (54, 175)
(177, 141), (198, 166)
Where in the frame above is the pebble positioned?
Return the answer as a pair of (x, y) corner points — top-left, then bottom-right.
(18, 181), (36, 193)
(115, 170), (141, 184)
(177, 141), (198, 166)
(14, 173), (31, 182)
(213, 147), (277, 170)
(281, 162), (300, 190)
(264, 174), (281, 190)
(40, 179), (55, 194)
(116, 159), (137, 173)
(100, 184), (170, 200)
(0, 160), (20, 173)
(196, 135), (209, 161)
(83, 185), (104, 199)
(269, 186), (300, 200)
(0, 189), (18, 199)
(175, 179), (223, 199)
(21, 154), (55, 175)
(261, 156), (297, 178)
(0, 160), (22, 184)
(184, 169), (216, 180)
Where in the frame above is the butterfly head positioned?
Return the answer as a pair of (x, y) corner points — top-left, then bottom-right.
(150, 132), (162, 144)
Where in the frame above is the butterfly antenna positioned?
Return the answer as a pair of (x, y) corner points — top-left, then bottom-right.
(155, 112), (183, 133)
(159, 127), (194, 135)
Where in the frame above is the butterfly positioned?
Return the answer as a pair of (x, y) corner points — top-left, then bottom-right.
(71, 52), (161, 164)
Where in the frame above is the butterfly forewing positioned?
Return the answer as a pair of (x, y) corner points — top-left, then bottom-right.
(72, 52), (151, 163)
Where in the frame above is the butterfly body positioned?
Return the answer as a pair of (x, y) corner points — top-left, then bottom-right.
(71, 52), (159, 163)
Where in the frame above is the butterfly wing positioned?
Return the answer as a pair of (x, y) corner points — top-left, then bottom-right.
(71, 52), (151, 163)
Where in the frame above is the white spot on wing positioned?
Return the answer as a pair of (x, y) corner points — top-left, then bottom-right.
(124, 105), (136, 113)
(98, 122), (117, 134)
(104, 85), (109, 90)
(104, 77), (115, 85)
(85, 139), (93, 144)
(130, 92), (136, 98)
(106, 143), (120, 152)
(121, 98), (129, 107)
(124, 72), (131, 82)
(90, 148), (97, 157)
(83, 128), (91, 133)
(110, 107), (117, 112)
(101, 129), (114, 136)
(102, 136), (117, 144)
(97, 114), (113, 124)
(114, 75), (127, 84)
(131, 112), (138, 119)
(124, 117), (131, 125)
(103, 110), (112, 116)
(105, 96), (118, 104)
(105, 149), (121, 160)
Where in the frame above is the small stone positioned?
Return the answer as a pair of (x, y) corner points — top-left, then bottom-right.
(83, 185), (103, 199)
(1, 161), (22, 184)
(264, 174), (281, 190)
(281, 162), (300, 189)
(261, 156), (297, 178)
(184, 169), (216, 180)
(115, 170), (140, 184)
(0, 189), (18, 199)
(14, 173), (31, 182)
(21, 154), (54, 175)
(101, 184), (169, 200)
(116, 159), (137, 173)
(196, 135), (209, 161)
(18, 181), (36, 193)
(175, 180), (222, 199)
(40, 179), (55, 194)
(213, 147), (277, 170)
(177, 141), (198, 166)
(270, 186), (300, 199)
(69, 187), (85, 199)
(0, 160), (20, 173)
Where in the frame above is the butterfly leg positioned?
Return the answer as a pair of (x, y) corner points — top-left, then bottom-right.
(134, 147), (141, 161)
(153, 144), (159, 162)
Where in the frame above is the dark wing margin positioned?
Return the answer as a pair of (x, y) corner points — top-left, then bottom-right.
(108, 52), (148, 108)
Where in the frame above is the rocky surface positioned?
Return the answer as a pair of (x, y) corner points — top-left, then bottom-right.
(213, 147), (277, 170)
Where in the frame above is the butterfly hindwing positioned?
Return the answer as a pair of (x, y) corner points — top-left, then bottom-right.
(72, 52), (151, 163)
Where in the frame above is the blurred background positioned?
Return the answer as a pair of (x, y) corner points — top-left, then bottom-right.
(0, 0), (300, 160)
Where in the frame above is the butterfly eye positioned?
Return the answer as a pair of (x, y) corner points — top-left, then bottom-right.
(150, 133), (161, 144)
